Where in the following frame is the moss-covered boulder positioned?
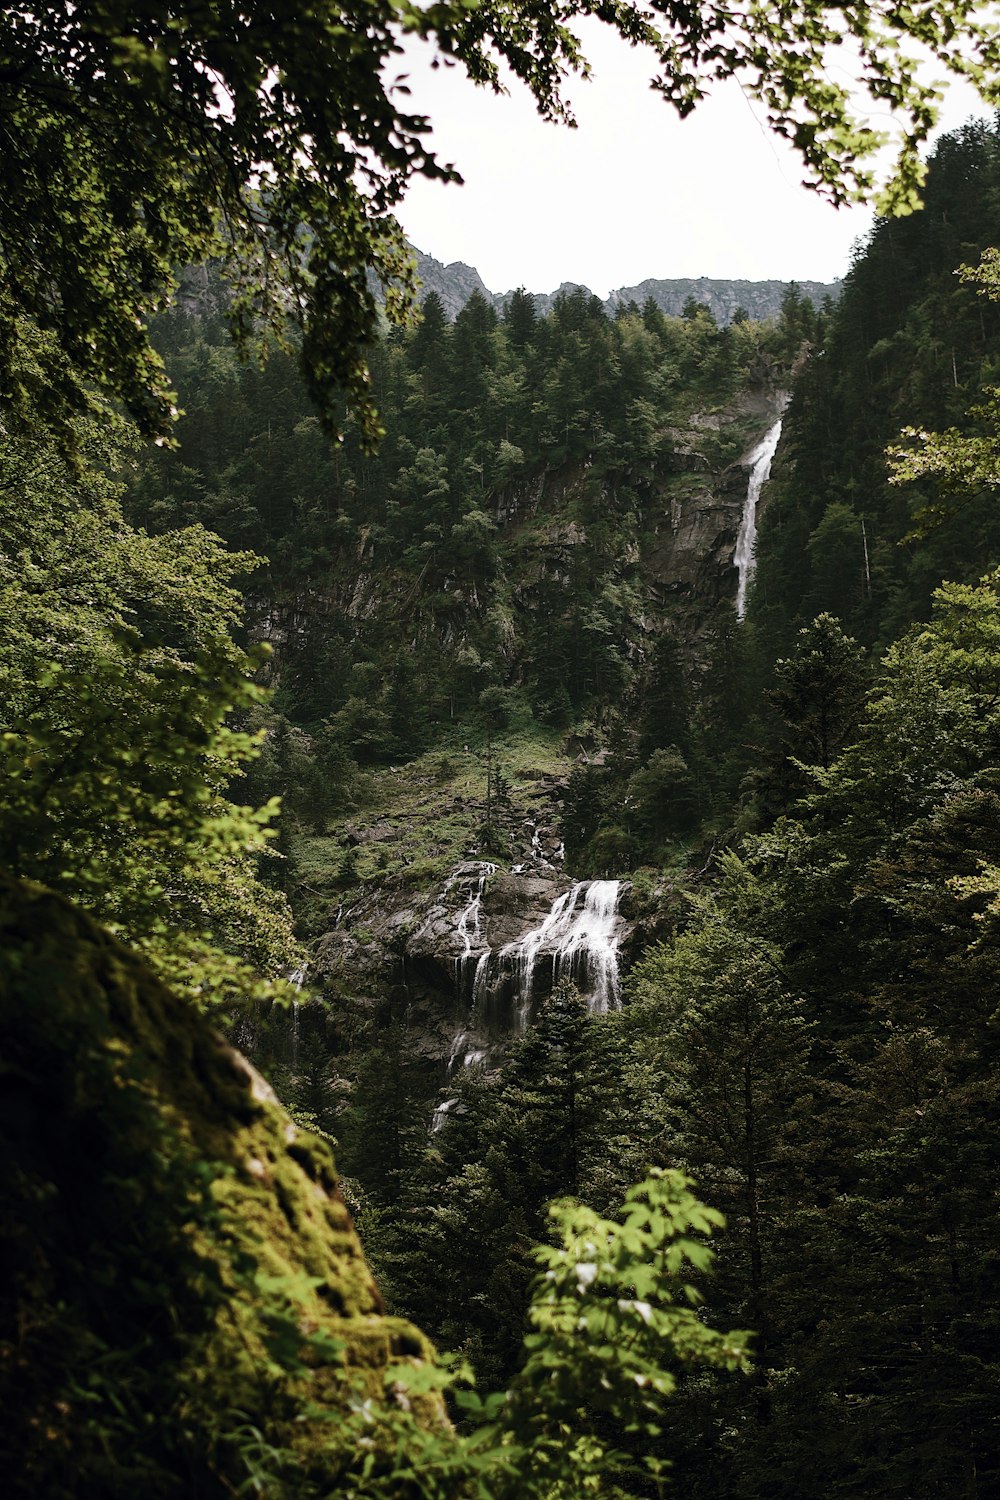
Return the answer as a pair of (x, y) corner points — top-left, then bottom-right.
(0, 875), (444, 1497)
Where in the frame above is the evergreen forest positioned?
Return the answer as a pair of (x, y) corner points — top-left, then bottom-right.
(6, 5), (1000, 1498)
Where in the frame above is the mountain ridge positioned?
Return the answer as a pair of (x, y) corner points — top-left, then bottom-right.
(409, 245), (841, 323)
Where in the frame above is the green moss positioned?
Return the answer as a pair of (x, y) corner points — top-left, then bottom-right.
(0, 874), (444, 1498)
(291, 727), (569, 904)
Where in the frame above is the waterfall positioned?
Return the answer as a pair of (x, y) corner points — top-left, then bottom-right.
(451, 862), (496, 1000)
(498, 879), (624, 1026)
(430, 865), (496, 1132)
(734, 409), (786, 620)
(287, 964), (308, 1069)
(430, 1097), (457, 1134)
(431, 874), (625, 1131)
(430, 1031), (489, 1134)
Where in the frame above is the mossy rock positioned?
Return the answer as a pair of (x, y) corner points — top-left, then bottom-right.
(0, 875), (443, 1497)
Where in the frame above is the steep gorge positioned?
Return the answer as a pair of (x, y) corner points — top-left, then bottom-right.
(129, 285), (803, 1118)
(258, 391), (791, 1137)
(10, 106), (1000, 1500)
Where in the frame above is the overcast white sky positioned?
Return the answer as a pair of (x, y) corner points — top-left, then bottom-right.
(394, 22), (994, 298)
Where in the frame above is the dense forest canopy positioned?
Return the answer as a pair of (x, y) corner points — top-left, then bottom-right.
(6, 2), (1000, 1496)
(130, 276), (794, 741)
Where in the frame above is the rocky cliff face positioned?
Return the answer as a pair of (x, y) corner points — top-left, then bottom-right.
(179, 243), (838, 327)
(315, 829), (577, 1036)
(406, 248), (496, 317)
(646, 390), (785, 620)
(500, 396), (777, 631)
(485, 389), (786, 654)
(310, 814), (681, 1098)
(605, 275), (839, 323)
(313, 856), (666, 1121)
(257, 396), (781, 699)
(257, 395), (786, 1116)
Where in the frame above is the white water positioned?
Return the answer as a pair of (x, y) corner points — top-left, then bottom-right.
(451, 862), (496, 999)
(430, 1096), (457, 1134)
(499, 879), (624, 1026)
(431, 877), (625, 1130)
(734, 411), (785, 620)
(446, 1028), (488, 1072)
(432, 866), (497, 1131)
(287, 964), (308, 1068)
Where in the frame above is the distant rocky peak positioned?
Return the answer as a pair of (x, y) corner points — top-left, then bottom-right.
(408, 246), (840, 324)
(406, 252), (493, 319)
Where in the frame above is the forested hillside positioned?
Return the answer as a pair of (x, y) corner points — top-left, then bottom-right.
(6, 1), (1000, 1491)
(128, 279), (809, 848)
(386, 121), (1000, 1496)
(753, 118), (1000, 659)
(100, 117), (1000, 1498)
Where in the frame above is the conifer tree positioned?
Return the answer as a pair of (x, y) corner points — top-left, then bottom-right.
(387, 985), (623, 1385)
(503, 287), (538, 351)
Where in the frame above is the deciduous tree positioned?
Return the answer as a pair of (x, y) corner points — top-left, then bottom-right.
(0, 404), (298, 1001)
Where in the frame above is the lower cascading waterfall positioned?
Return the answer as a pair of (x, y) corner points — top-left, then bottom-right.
(451, 862), (496, 1001)
(498, 878), (623, 1026)
(432, 865), (495, 1132)
(430, 1027), (488, 1133)
(287, 964), (307, 1068)
(431, 875), (625, 1131)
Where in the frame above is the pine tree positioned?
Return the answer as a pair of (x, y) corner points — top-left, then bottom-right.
(388, 985), (621, 1385)
(503, 288), (538, 351)
(637, 632), (692, 760)
(747, 613), (869, 820)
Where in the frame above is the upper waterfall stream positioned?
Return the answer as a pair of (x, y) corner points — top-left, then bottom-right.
(734, 408), (786, 619)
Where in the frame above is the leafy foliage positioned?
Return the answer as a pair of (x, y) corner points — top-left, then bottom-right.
(3, 2), (999, 449)
(0, 407), (298, 1000)
(339, 1168), (750, 1500)
(487, 1169), (751, 1499)
(889, 250), (1000, 513)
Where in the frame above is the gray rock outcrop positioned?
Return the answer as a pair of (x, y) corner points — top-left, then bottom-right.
(409, 246), (839, 325)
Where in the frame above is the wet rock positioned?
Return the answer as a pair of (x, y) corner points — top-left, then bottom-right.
(479, 872), (565, 950)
